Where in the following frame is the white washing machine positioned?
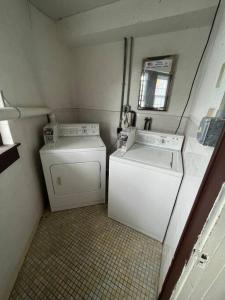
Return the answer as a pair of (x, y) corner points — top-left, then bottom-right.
(40, 124), (106, 212)
(108, 130), (184, 242)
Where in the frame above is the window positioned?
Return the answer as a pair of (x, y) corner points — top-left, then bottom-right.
(153, 74), (169, 109)
(0, 91), (13, 145)
(0, 91), (20, 173)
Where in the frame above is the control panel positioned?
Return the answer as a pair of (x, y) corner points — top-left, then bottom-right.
(136, 130), (184, 151)
(58, 123), (100, 137)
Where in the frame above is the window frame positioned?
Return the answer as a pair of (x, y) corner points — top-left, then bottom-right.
(0, 121), (20, 173)
(0, 142), (20, 173)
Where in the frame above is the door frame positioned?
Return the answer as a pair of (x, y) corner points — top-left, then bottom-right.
(158, 126), (225, 300)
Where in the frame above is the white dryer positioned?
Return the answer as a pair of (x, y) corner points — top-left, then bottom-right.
(108, 130), (184, 242)
(40, 124), (106, 212)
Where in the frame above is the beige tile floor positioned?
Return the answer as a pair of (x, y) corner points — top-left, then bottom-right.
(10, 205), (162, 300)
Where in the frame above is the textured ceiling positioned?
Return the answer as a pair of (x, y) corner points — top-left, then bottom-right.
(29, 0), (120, 20)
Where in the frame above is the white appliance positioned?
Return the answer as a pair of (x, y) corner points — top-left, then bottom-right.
(40, 123), (106, 212)
(108, 130), (184, 242)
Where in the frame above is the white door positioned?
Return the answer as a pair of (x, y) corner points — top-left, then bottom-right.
(50, 162), (101, 196)
(171, 183), (225, 300)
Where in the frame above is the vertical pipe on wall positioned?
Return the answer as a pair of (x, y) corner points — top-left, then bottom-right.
(119, 37), (128, 128)
(126, 37), (134, 106)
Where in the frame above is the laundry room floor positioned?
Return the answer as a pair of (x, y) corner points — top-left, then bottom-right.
(10, 205), (162, 300)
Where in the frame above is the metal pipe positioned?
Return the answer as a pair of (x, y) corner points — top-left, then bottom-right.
(126, 36), (134, 106)
(0, 107), (51, 121)
(0, 90), (51, 121)
(119, 37), (128, 128)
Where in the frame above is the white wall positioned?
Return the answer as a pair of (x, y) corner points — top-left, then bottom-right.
(0, 117), (46, 300)
(71, 26), (209, 147)
(0, 1), (71, 299)
(30, 5), (74, 122)
(159, 0), (225, 292)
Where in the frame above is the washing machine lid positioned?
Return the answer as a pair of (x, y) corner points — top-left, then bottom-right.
(40, 136), (106, 153)
(111, 143), (183, 175)
(124, 143), (172, 169)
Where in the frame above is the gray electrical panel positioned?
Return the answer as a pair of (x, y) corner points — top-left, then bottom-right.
(197, 117), (225, 147)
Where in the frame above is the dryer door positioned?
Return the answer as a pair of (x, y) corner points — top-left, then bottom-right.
(50, 162), (101, 196)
